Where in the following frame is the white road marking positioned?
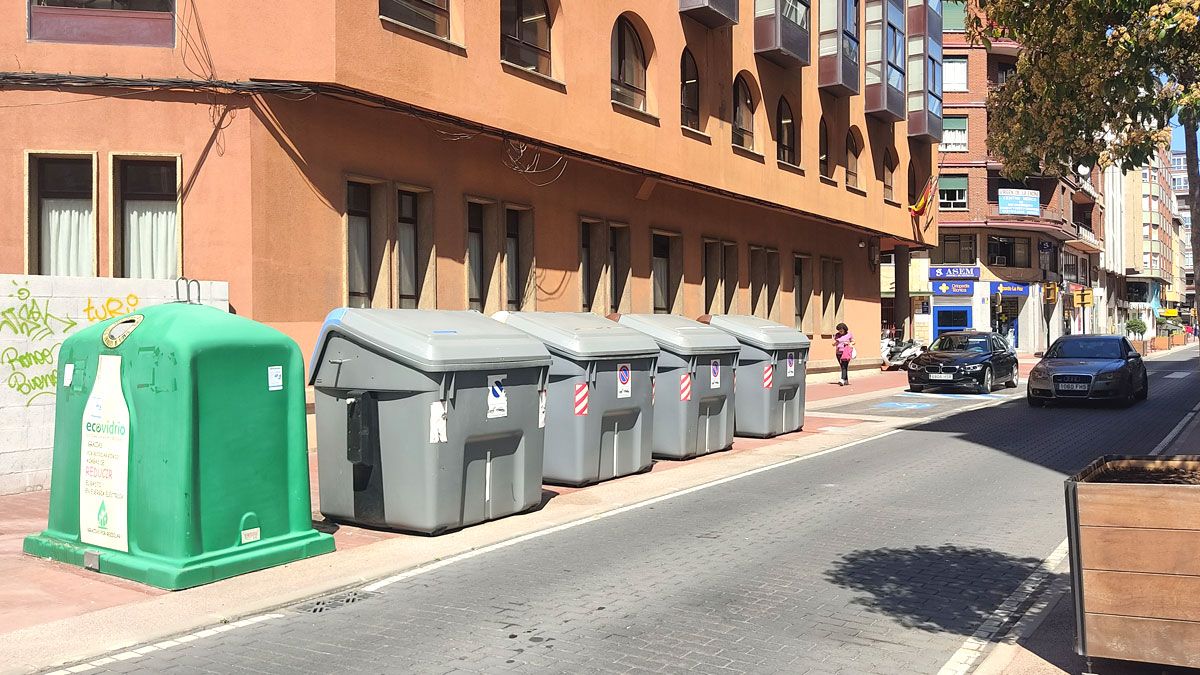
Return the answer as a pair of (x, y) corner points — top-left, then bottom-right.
(937, 541), (1070, 675)
(1164, 372), (1192, 379)
(1152, 400), (1200, 455)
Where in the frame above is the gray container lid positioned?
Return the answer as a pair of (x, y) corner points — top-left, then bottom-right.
(708, 315), (811, 351)
(310, 308), (551, 378)
(492, 311), (660, 360)
(617, 314), (740, 356)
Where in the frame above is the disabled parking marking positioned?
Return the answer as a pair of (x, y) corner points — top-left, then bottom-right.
(900, 392), (1004, 400)
(873, 401), (936, 411)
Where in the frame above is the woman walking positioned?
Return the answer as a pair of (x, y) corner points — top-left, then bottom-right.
(834, 323), (855, 386)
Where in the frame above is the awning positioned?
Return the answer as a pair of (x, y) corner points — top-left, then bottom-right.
(941, 220), (1074, 241)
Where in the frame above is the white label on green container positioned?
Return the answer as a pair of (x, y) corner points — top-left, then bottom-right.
(487, 374), (508, 419)
(79, 354), (130, 553)
(63, 363), (74, 387)
(267, 365), (283, 391)
(240, 527), (261, 544)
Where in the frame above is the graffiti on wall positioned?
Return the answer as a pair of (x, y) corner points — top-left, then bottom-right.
(0, 283), (79, 407)
(84, 294), (140, 323)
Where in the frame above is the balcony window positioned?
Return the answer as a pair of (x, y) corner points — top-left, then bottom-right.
(942, 115), (967, 152)
(819, 0), (860, 94)
(906, 0), (943, 140)
(777, 97), (797, 164)
(380, 0), (449, 39)
(29, 0), (174, 47)
(398, 190), (420, 308)
(939, 174), (968, 210)
(681, 49), (701, 130)
(866, 0), (906, 120)
(937, 234), (976, 265)
(754, 0), (811, 67)
(733, 75), (756, 151)
(987, 236), (1031, 268)
(611, 18), (648, 111)
(501, 0), (551, 74)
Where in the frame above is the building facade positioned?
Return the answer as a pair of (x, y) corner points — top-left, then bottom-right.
(0, 0), (942, 371)
(934, 0), (1104, 351)
(1127, 147), (1185, 334)
(1171, 150), (1194, 324)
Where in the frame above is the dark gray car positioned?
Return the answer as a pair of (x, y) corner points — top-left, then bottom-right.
(1027, 335), (1148, 407)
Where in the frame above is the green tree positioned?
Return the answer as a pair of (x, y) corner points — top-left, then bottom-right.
(1127, 316), (1148, 340)
(971, 0), (1200, 346)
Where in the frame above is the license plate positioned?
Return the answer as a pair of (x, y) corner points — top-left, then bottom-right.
(1057, 383), (1088, 391)
(929, 373), (954, 381)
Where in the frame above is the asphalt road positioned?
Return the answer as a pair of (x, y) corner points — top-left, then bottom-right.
(84, 351), (1200, 675)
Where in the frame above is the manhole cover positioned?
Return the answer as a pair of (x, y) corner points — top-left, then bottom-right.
(293, 589), (378, 614)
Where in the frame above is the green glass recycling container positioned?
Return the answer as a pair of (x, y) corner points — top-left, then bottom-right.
(24, 303), (334, 590)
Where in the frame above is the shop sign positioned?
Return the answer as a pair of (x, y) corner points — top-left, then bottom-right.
(933, 281), (974, 296)
(990, 282), (1029, 296)
(1161, 308), (1180, 317)
(998, 189), (1042, 217)
(930, 266), (981, 280)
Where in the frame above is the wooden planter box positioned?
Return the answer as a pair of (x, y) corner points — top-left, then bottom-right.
(1067, 456), (1200, 669)
(1171, 333), (1186, 347)
(1129, 339), (1150, 355)
(1152, 336), (1170, 351)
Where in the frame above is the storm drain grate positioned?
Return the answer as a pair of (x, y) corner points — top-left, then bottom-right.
(293, 589), (379, 614)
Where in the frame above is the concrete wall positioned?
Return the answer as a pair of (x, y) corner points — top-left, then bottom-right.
(0, 275), (228, 495)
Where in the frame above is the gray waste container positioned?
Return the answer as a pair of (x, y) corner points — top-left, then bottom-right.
(617, 314), (739, 459)
(493, 312), (659, 486)
(708, 315), (810, 438)
(309, 309), (551, 535)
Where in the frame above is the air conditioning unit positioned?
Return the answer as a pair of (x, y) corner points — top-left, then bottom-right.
(991, 256), (1008, 266)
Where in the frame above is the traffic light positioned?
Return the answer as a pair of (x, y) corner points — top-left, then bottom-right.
(1043, 284), (1058, 304)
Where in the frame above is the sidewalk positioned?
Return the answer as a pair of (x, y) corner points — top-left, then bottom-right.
(0, 366), (936, 674)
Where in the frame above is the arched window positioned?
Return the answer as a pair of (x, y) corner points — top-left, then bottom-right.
(819, 119), (831, 178)
(845, 131), (861, 188)
(681, 49), (700, 130)
(883, 150), (897, 201)
(611, 18), (647, 110)
(733, 75), (755, 150)
(776, 97), (796, 164)
(501, 0), (551, 74)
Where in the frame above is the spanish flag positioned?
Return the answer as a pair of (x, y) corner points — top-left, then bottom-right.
(909, 174), (938, 218)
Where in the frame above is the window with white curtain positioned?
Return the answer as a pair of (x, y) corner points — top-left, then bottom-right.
(36, 157), (94, 276)
(346, 182), (372, 308)
(468, 202), (485, 311)
(652, 234), (671, 314)
(121, 160), (177, 280)
(398, 190), (419, 308)
(505, 209), (522, 311)
(944, 56), (967, 91)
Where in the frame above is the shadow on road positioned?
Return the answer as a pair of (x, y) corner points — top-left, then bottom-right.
(826, 544), (1060, 637)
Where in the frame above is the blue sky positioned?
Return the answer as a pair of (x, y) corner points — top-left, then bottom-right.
(1174, 124), (1186, 150)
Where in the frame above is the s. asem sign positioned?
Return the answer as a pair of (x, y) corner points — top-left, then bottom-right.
(930, 266), (981, 280)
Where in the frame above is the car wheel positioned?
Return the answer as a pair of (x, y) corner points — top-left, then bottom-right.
(909, 384), (924, 393)
(1006, 368), (1019, 389)
(1027, 394), (1044, 408)
(1137, 373), (1149, 401)
(979, 368), (993, 394)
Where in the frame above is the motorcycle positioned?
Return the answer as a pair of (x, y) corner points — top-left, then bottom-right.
(882, 336), (923, 370)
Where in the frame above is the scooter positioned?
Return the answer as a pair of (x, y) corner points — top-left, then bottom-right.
(882, 338), (923, 370)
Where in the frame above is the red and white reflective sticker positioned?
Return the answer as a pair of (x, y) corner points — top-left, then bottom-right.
(679, 372), (693, 402)
(574, 382), (589, 416)
(763, 364), (775, 389)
